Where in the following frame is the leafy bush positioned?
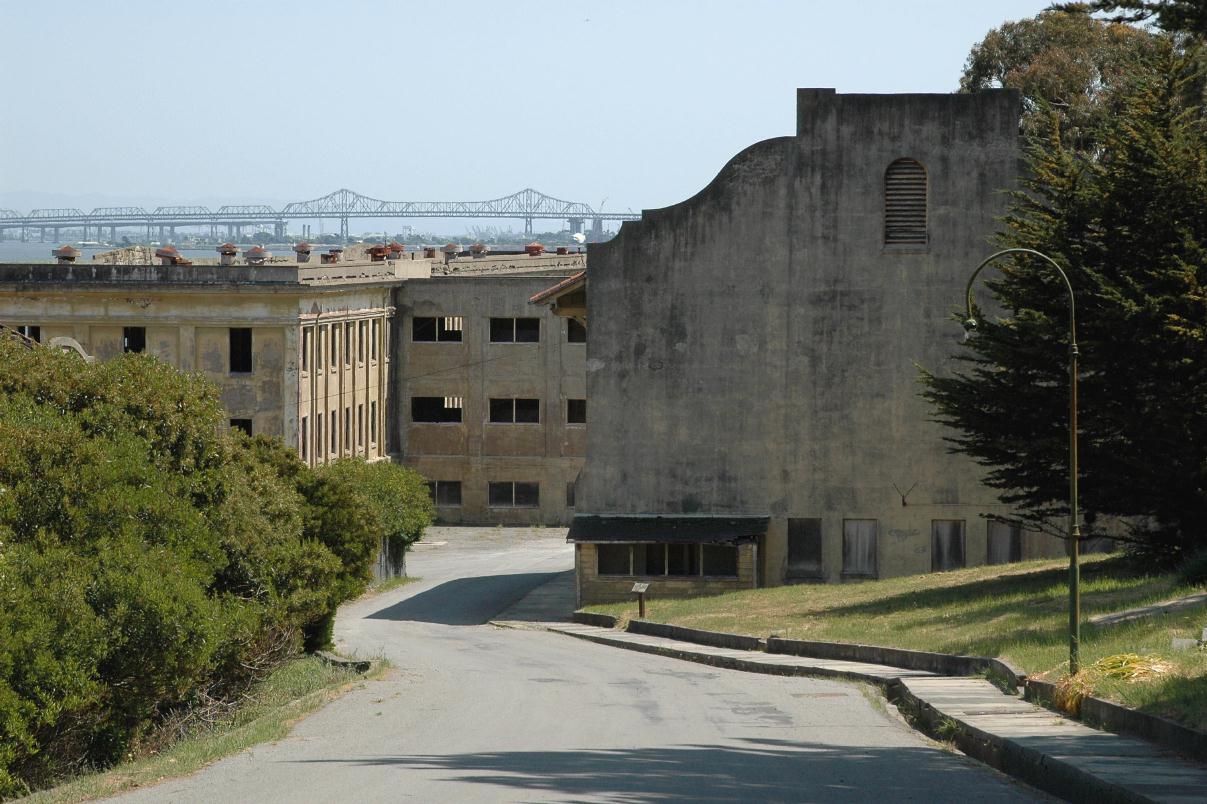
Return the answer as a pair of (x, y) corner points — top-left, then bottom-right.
(0, 338), (435, 793)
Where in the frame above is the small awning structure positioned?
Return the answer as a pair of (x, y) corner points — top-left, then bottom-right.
(567, 514), (769, 544)
(529, 269), (586, 323)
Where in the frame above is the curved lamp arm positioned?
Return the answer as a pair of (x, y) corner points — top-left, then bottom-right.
(962, 248), (1077, 350)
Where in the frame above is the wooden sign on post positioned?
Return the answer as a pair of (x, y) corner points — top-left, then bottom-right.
(632, 582), (649, 618)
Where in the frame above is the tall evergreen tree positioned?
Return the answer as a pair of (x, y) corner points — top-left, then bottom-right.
(922, 39), (1207, 563)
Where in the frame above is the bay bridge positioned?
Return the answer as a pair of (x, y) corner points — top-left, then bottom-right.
(0, 187), (641, 242)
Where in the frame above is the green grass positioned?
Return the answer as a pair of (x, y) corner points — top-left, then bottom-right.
(24, 655), (387, 803)
(363, 574), (420, 597)
(586, 555), (1207, 729)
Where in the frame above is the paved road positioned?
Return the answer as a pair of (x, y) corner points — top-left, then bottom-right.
(111, 528), (1045, 803)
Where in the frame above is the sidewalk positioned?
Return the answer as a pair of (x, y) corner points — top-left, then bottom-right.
(540, 621), (1207, 804)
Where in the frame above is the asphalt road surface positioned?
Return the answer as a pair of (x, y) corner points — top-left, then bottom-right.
(109, 528), (1045, 803)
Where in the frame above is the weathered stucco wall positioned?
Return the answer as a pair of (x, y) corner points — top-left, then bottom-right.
(396, 274), (586, 525)
(580, 88), (1064, 584)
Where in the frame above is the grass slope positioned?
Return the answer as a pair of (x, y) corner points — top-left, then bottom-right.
(587, 555), (1207, 729)
(24, 656), (385, 803)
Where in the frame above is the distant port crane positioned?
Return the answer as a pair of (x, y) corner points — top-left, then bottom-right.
(0, 187), (640, 242)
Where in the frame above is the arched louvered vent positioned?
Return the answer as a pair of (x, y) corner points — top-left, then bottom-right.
(884, 158), (927, 245)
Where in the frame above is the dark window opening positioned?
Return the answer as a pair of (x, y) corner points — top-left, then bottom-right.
(427, 480), (462, 506)
(567, 398), (586, 425)
(344, 322), (353, 366)
(300, 416), (308, 461)
(987, 521), (1023, 565)
(932, 520), (966, 571)
(702, 544), (739, 577)
(344, 406), (351, 450)
(667, 543), (699, 576)
(370, 401), (378, 441)
(301, 327), (312, 371)
(488, 481), (539, 508)
(565, 482), (576, 508)
(412, 396), (463, 423)
(330, 409), (337, 453)
(330, 326), (339, 369)
(490, 317), (540, 343)
(567, 319), (587, 343)
(489, 397), (540, 424)
(229, 418), (252, 436)
(316, 326), (325, 367)
(357, 404), (364, 447)
(123, 326), (146, 354)
(842, 519), (878, 578)
(420, 313), (465, 340)
(371, 319), (379, 359)
(787, 518), (823, 579)
(597, 544), (630, 576)
(635, 543), (665, 576)
(316, 413), (323, 459)
(229, 327), (252, 372)
(16, 325), (40, 342)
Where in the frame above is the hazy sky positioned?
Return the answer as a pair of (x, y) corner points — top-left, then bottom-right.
(2, 0), (1052, 217)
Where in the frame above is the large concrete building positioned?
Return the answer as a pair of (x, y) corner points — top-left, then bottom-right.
(0, 245), (586, 526)
(565, 88), (1065, 604)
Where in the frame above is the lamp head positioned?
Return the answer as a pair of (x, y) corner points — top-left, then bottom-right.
(961, 317), (978, 343)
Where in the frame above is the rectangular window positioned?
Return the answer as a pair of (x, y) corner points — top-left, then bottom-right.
(567, 319), (586, 343)
(357, 404), (364, 447)
(488, 398), (540, 424)
(412, 396), (463, 423)
(229, 328), (252, 372)
(370, 319), (379, 359)
(370, 401), (378, 442)
(566, 482), (576, 508)
(344, 322), (353, 367)
(301, 327), (312, 371)
(344, 406), (351, 451)
(123, 326), (146, 354)
(300, 416), (308, 461)
(635, 543), (665, 576)
(16, 325), (40, 342)
(330, 326), (340, 370)
(489, 317), (540, 343)
(330, 410), (337, 454)
(787, 518), (823, 579)
(667, 544), (700, 576)
(412, 316), (463, 342)
(597, 544), (631, 576)
(316, 326), (325, 368)
(488, 481), (539, 508)
(567, 398), (587, 425)
(842, 519), (878, 578)
(229, 418), (252, 436)
(702, 544), (739, 577)
(316, 413), (323, 459)
(932, 520), (966, 571)
(987, 521), (1023, 564)
(426, 480), (462, 506)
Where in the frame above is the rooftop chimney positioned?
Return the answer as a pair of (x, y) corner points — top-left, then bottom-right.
(216, 242), (239, 266)
(442, 242), (460, 265)
(366, 244), (389, 262)
(52, 245), (80, 264)
(387, 241), (405, 259)
(155, 245), (187, 266)
(293, 241), (312, 263)
(470, 243), (488, 258)
(423, 247), (437, 259)
(245, 245), (269, 265)
(320, 247), (343, 265)
(525, 241), (545, 256)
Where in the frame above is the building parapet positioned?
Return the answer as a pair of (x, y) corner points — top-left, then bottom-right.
(0, 259), (432, 287)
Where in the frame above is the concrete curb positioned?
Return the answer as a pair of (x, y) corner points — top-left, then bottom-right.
(558, 627), (904, 688)
(628, 620), (767, 651)
(571, 611), (618, 628)
(315, 651), (375, 674)
(1026, 677), (1207, 764)
(895, 682), (1145, 804)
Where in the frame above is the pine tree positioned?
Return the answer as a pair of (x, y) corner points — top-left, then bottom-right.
(922, 40), (1207, 564)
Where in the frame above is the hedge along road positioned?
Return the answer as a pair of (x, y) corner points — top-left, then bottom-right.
(106, 528), (1047, 803)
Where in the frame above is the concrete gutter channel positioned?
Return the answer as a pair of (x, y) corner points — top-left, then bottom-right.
(536, 613), (1207, 803)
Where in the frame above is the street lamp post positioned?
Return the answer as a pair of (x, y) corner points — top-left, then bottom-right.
(963, 247), (1082, 675)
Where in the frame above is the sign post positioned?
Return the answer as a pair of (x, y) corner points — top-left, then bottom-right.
(631, 582), (649, 619)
